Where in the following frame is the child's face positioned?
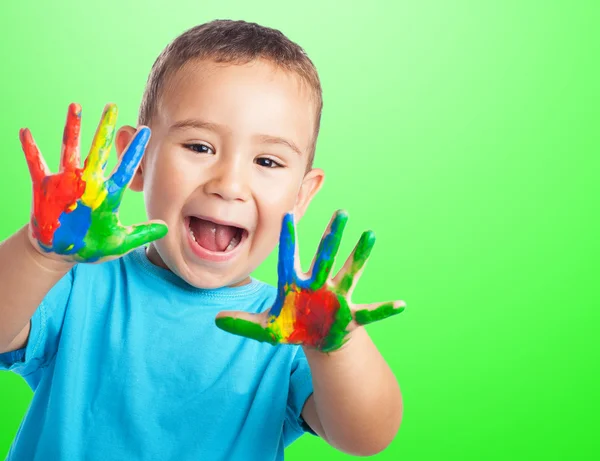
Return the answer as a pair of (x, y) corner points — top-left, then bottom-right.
(120, 59), (323, 288)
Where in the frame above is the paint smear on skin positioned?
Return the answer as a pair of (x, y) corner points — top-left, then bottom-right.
(81, 104), (118, 210)
(215, 317), (279, 345)
(22, 104), (167, 262)
(307, 211), (348, 291)
(355, 302), (405, 325)
(20, 126), (85, 246)
(284, 286), (342, 348)
(35, 172), (86, 247)
(230, 283), (353, 351)
(270, 284), (344, 349)
(272, 287), (299, 338)
(61, 103), (82, 171)
(339, 230), (376, 295)
(51, 202), (91, 254)
(216, 210), (405, 352)
(320, 296), (354, 352)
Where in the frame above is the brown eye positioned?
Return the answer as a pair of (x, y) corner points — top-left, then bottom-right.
(185, 143), (214, 155)
(256, 157), (282, 168)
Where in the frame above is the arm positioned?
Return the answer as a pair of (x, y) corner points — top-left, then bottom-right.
(301, 328), (402, 456)
(0, 226), (73, 352)
(216, 210), (406, 456)
(0, 103), (167, 353)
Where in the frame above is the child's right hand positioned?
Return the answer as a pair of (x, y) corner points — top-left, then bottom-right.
(20, 103), (168, 264)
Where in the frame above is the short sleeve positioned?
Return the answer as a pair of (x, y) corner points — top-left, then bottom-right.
(283, 347), (317, 446)
(0, 268), (75, 386)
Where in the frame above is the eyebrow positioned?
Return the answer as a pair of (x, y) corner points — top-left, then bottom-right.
(255, 134), (303, 156)
(168, 118), (224, 133)
(169, 118), (303, 156)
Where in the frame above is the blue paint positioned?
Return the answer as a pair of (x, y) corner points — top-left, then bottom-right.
(108, 127), (150, 193)
(271, 213), (296, 317)
(303, 210), (348, 289)
(52, 204), (92, 254)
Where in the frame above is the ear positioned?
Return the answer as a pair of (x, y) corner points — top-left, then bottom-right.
(293, 168), (325, 220)
(115, 125), (144, 192)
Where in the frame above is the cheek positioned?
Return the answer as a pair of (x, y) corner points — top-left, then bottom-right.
(252, 177), (301, 248)
(144, 157), (190, 215)
(253, 174), (301, 208)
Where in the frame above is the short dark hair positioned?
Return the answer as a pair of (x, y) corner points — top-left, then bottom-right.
(138, 20), (323, 167)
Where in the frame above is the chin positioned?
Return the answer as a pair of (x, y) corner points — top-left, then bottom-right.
(182, 269), (250, 289)
(146, 241), (247, 289)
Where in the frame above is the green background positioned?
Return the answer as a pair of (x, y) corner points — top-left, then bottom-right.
(1, 0), (598, 459)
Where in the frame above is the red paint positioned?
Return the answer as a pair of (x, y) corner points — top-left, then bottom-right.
(61, 103), (82, 171)
(20, 129), (48, 184)
(287, 287), (339, 347)
(20, 128), (85, 246)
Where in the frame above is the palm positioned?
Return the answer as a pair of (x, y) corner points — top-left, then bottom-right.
(20, 103), (167, 263)
(216, 210), (406, 352)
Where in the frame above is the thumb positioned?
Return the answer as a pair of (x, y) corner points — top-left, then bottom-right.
(215, 310), (278, 345)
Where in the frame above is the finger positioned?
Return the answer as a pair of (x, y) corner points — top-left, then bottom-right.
(276, 212), (297, 286)
(353, 300), (406, 326)
(333, 230), (376, 297)
(107, 221), (168, 257)
(19, 128), (50, 185)
(106, 127), (150, 198)
(215, 311), (278, 345)
(60, 103), (82, 172)
(306, 209), (348, 290)
(271, 212), (299, 318)
(83, 103), (118, 175)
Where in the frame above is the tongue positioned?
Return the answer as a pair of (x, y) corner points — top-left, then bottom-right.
(190, 217), (238, 252)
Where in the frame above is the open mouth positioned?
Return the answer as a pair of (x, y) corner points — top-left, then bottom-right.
(186, 216), (247, 253)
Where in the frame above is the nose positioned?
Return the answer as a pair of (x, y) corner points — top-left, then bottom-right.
(203, 157), (250, 202)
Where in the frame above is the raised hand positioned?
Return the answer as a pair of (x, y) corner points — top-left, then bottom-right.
(215, 210), (405, 352)
(20, 103), (167, 263)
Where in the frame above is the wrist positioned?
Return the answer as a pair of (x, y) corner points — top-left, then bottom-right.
(303, 328), (361, 359)
(22, 226), (76, 274)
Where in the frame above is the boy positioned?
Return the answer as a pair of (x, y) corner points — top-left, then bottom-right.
(0, 20), (404, 460)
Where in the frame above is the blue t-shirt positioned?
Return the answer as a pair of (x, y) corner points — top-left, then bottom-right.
(0, 247), (315, 460)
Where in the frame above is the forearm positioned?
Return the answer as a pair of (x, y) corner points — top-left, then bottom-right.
(0, 225), (73, 351)
(304, 327), (402, 456)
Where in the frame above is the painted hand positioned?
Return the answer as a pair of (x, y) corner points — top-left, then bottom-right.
(20, 103), (167, 263)
(216, 210), (405, 352)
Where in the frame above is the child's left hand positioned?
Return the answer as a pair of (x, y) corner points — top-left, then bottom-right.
(215, 210), (405, 352)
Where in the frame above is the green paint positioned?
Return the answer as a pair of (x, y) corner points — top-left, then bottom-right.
(338, 274), (353, 295)
(354, 230), (376, 263)
(354, 302), (405, 326)
(85, 105), (117, 172)
(266, 315), (284, 341)
(215, 317), (279, 345)
(310, 255), (334, 291)
(78, 197), (167, 261)
(286, 218), (296, 243)
(319, 295), (353, 352)
(339, 231), (376, 295)
(215, 210), (404, 353)
(310, 211), (347, 290)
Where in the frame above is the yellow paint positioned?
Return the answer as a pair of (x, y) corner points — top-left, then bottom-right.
(81, 104), (117, 209)
(80, 171), (108, 209)
(273, 290), (297, 340)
